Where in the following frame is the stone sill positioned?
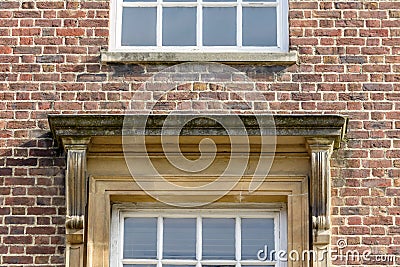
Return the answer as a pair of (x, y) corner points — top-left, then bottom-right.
(100, 51), (298, 64)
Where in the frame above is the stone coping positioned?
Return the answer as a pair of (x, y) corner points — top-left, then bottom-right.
(48, 114), (348, 149)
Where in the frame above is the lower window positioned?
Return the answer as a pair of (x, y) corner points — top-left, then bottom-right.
(110, 207), (287, 267)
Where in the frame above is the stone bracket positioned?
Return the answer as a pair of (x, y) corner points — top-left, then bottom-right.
(62, 137), (91, 267)
(306, 138), (334, 234)
(306, 137), (335, 266)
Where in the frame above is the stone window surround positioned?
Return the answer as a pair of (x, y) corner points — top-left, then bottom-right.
(48, 114), (348, 267)
(108, 0), (290, 55)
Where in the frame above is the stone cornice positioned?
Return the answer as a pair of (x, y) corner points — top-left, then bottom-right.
(48, 114), (348, 149)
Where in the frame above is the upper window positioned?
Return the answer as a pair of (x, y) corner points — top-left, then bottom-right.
(109, 0), (289, 52)
(110, 208), (287, 267)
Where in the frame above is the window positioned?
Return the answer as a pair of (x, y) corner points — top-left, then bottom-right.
(109, 0), (289, 52)
(110, 208), (287, 267)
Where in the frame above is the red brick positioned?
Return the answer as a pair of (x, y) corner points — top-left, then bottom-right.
(26, 226), (56, 235)
(3, 256), (33, 264)
(56, 28), (85, 36)
(363, 216), (393, 225)
(26, 246), (56, 254)
(3, 236), (33, 244)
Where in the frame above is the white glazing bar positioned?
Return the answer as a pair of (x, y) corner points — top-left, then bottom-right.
(197, 0), (202, 47)
(235, 217), (241, 267)
(237, 0), (242, 47)
(157, 0), (162, 47)
(122, 2), (159, 7)
(157, 216), (163, 267)
(196, 216), (202, 265)
(161, 2), (198, 6)
(116, 0), (124, 49)
(200, 260), (237, 265)
(116, 46), (282, 52)
(279, 207), (288, 267)
(276, 0), (281, 50)
(122, 259), (159, 264)
(201, 2), (238, 7)
(119, 213), (124, 267)
(280, 0), (289, 51)
(239, 2), (277, 7)
(162, 260), (198, 264)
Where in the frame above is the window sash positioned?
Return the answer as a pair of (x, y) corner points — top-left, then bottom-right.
(111, 209), (287, 267)
(110, 0), (288, 52)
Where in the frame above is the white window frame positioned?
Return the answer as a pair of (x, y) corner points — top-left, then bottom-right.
(108, 0), (289, 52)
(110, 206), (287, 267)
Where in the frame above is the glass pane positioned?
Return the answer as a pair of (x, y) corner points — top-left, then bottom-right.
(163, 218), (196, 259)
(203, 0), (235, 2)
(124, 265), (156, 267)
(164, 0), (196, 2)
(163, 8), (196, 46)
(122, 8), (157, 46)
(243, 0), (276, 2)
(242, 7), (277, 46)
(203, 8), (236, 46)
(241, 218), (275, 260)
(124, 0), (156, 2)
(202, 218), (235, 260)
(124, 218), (157, 259)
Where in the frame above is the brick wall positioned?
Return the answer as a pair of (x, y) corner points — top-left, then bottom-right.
(0, 0), (400, 266)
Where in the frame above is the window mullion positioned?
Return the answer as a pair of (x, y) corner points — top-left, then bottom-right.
(116, 0), (123, 49)
(237, 0), (242, 47)
(157, 0), (162, 47)
(235, 217), (241, 267)
(197, 0), (202, 47)
(119, 212), (124, 267)
(196, 216), (202, 267)
(157, 216), (163, 267)
(276, 0), (281, 50)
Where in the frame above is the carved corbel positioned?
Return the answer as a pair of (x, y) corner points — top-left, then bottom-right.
(62, 137), (91, 267)
(306, 137), (335, 266)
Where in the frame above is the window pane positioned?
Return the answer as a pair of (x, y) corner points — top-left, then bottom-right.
(242, 0), (276, 2)
(203, 218), (235, 260)
(122, 8), (157, 46)
(242, 7), (277, 46)
(241, 218), (275, 260)
(124, 218), (157, 259)
(203, 0), (235, 2)
(164, 0), (196, 2)
(124, 0), (156, 2)
(163, 218), (196, 259)
(163, 8), (196, 46)
(203, 8), (236, 46)
(124, 265), (156, 267)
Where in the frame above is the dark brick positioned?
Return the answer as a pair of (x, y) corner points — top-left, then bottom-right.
(339, 56), (366, 64)
(5, 216), (35, 224)
(36, 55), (64, 63)
(77, 73), (107, 82)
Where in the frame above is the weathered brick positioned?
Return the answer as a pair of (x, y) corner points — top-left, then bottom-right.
(36, 55), (64, 63)
(0, 0), (398, 266)
(56, 28), (85, 36)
